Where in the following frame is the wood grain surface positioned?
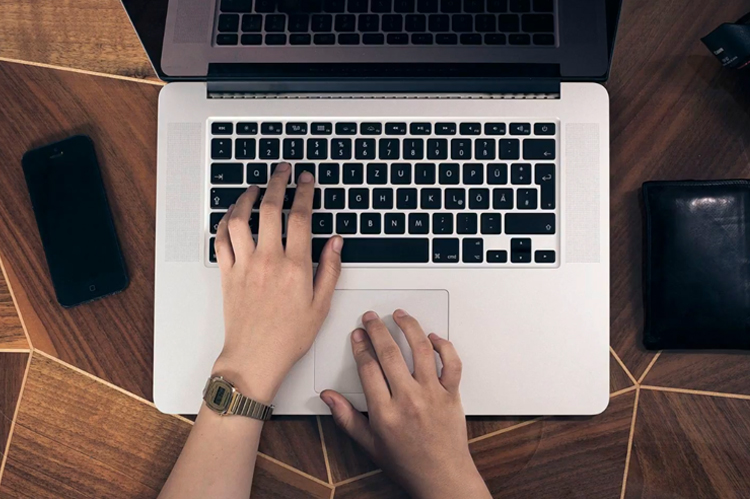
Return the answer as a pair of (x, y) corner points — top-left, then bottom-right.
(0, 272), (26, 350)
(643, 352), (750, 396)
(0, 0), (155, 79)
(625, 389), (750, 499)
(0, 352), (28, 479)
(258, 417), (329, 483)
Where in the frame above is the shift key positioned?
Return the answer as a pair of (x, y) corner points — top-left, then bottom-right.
(505, 213), (556, 234)
(210, 188), (246, 209)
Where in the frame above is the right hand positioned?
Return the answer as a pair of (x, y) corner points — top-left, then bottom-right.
(320, 310), (491, 499)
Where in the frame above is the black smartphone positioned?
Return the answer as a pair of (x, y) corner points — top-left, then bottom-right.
(22, 135), (128, 307)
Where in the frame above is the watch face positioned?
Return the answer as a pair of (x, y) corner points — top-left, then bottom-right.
(204, 378), (233, 414)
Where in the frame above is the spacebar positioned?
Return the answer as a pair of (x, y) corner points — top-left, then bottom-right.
(312, 238), (430, 263)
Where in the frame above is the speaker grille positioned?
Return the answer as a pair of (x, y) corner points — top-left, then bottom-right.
(165, 123), (202, 263)
(173, 0), (212, 44)
(564, 123), (601, 264)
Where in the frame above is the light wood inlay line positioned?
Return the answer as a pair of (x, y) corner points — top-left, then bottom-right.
(611, 385), (638, 399)
(0, 353), (31, 487)
(0, 252), (32, 350)
(466, 417), (543, 444)
(610, 346), (638, 386)
(333, 469), (383, 488)
(619, 388), (640, 499)
(637, 352), (661, 384)
(0, 57), (164, 86)
(257, 453), (334, 490)
(317, 415), (334, 485)
(640, 385), (750, 401)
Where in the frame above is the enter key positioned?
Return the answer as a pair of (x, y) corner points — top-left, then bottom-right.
(535, 163), (556, 210)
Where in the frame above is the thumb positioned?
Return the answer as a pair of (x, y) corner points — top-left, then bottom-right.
(320, 390), (376, 457)
(313, 236), (343, 312)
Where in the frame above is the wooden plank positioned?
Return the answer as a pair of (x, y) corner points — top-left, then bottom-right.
(0, 266), (26, 350)
(319, 415), (378, 484)
(259, 417), (330, 483)
(642, 353), (750, 396)
(0, 353), (29, 482)
(0, 0), (154, 79)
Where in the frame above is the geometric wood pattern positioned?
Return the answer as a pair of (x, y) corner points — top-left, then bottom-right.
(642, 352), (750, 396)
(0, 352), (28, 480)
(0, 272), (27, 350)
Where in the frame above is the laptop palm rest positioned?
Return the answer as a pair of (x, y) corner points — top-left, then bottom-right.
(314, 289), (449, 394)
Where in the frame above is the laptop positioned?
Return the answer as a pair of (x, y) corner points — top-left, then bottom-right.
(122, 0), (621, 415)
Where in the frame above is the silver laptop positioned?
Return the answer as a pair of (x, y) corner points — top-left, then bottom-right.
(123, 0), (618, 415)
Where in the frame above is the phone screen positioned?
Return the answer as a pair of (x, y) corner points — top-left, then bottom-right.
(22, 135), (128, 307)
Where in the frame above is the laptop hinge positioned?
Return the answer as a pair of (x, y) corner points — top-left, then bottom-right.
(205, 78), (561, 99)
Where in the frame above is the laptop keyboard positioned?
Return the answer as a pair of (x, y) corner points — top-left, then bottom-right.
(215, 0), (556, 47)
(207, 119), (559, 266)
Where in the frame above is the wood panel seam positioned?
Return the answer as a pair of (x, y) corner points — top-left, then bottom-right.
(316, 416), (334, 485)
(333, 469), (383, 487)
(0, 353), (32, 488)
(619, 387), (640, 499)
(637, 352), (661, 384)
(0, 57), (164, 87)
(640, 385), (750, 401)
(610, 346), (638, 386)
(466, 417), (543, 444)
(610, 385), (638, 399)
(0, 251), (33, 350)
(257, 453), (334, 490)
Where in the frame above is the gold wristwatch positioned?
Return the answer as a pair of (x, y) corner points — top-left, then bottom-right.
(202, 376), (274, 420)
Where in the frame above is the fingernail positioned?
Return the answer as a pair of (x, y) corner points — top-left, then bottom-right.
(352, 329), (366, 343)
(276, 162), (290, 172)
(321, 394), (335, 409)
(362, 311), (378, 323)
(247, 185), (259, 192)
(332, 236), (343, 254)
(429, 332), (442, 341)
(298, 171), (313, 183)
(394, 309), (408, 318)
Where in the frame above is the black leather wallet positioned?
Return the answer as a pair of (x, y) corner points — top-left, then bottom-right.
(642, 180), (750, 350)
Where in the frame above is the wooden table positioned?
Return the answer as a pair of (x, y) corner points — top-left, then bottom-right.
(1, 0), (750, 497)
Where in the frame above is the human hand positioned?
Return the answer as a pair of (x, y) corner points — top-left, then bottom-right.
(212, 162), (343, 404)
(320, 311), (491, 499)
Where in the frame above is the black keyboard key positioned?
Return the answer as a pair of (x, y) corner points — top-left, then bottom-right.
(418, 0), (439, 12)
(379, 139), (400, 160)
(247, 163), (268, 184)
(439, 163), (460, 184)
(314, 188), (322, 209)
(395, 0), (416, 12)
(372, 0), (393, 12)
(452, 14), (472, 32)
(349, 0), (369, 12)
(403, 139), (424, 160)
(487, 250), (507, 263)
(385, 213), (406, 234)
(510, 0), (530, 11)
(212, 122), (233, 135)
(421, 188), (441, 209)
(373, 188), (394, 209)
(313, 213), (334, 234)
(283, 138), (304, 160)
(445, 188), (465, 209)
(386, 123), (407, 135)
(336, 213), (358, 234)
(474, 139), (496, 160)
(493, 188), (513, 209)
(349, 188), (370, 208)
(237, 122), (258, 135)
(435, 123), (457, 135)
(217, 34), (239, 45)
(360, 213), (382, 234)
(464, 0), (484, 12)
(235, 138), (256, 159)
(432, 238), (459, 262)
(271, 163), (292, 184)
(289, 14), (311, 31)
(357, 14), (380, 32)
(441, 0), (461, 12)
(361, 123), (383, 135)
(209, 237), (217, 262)
(460, 33), (482, 45)
(409, 213), (430, 234)
(312, 237), (430, 263)
(211, 138), (232, 159)
(210, 212), (225, 234)
(363, 33), (386, 44)
(511, 163), (532, 184)
(319, 162), (341, 184)
(307, 138), (328, 159)
(432, 213), (453, 234)
(221, 0), (253, 12)
(462, 238), (483, 263)
(468, 188), (490, 209)
(534, 123), (556, 135)
(325, 188), (346, 209)
(295, 163), (316, 182)
(535, 250), (555, 263)
(314, 33), (336, 44)
(339, 33), (361, 44)
(475, 14), (496, 32)
(242, 14), (263, 31)
(427, 139), (448, 160)
(286, 122), (308, 135)
(510, 123), (531, 135)
(416, 163), (436, 184)
(450, 139), (471, 160)
(312, 14), (334, 31)
(383, 15), (404, 32)
(436, 33), (458, 44)
(397, 188), (418, 209)
(324, 0), (346, 11)
(410, 123), (432, 135)
(429, 14), (449, 31)
(344, 163), (364, 184)
(413, 31), (435, 43)
(517, 188), (537, 209)
(511, 237), (532, 263)
(522, 13), (553, 32)
(211, 163), (244, 184)
(487, 163), (508, 184)
(485, 33), (507, 44)
(332, 138), (353, 160)
(265, 14), (286, 31)
(457, 213), (478, 234)
(488, 0), (508, 11)
(391, 163), (412, 184)
(210, 188), (245, 209)
(533, 33), (555, 45)
(498, 14), (519, 31)
(406, 14), (427, 31)
(524, 139), (556, 160)
(336, 122), (358, 135)
(535, 163), (555, 209)
(505, 213), (555, 234)
(261, 122), (283, 135)
(499, 139), (520, 159)
(265, 33), (287, 45)
(460, 123), (481, 135)
(311, 122), (333, 135)
(356, 139), (377, 160)
(509, 34), (531, 45)
(259, 139), (280, 159)
(255, 0), (276, 12)
(367, 162), (388, 184)
(481, 213), (502, 234)
(533, 0), (553, 11)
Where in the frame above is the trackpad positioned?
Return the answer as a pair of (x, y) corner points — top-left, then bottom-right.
(314, 290), (449, 394)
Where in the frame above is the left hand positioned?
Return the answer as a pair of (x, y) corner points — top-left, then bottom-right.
(211, 162), (343, 403)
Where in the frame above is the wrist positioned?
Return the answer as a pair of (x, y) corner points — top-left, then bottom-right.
(211, 355), (284, 406)
(414, 455), (489, 499)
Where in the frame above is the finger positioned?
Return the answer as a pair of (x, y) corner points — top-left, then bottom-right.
(257, 162), (290, 251)
(429, 333), (462, 393)
(392, 310), (437, 384)
(215, 204), (235, 271)
(313, 236), (343, 313)
(350, 328), (391, 407)
(320, 390), (376, 457)
(227, 186), (260, 260)
(285, 170), (314, 260)
(362, 312), (414, 388)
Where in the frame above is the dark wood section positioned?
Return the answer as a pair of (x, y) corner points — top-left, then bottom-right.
(606, 0), (750, 379)
(0, 353), (28, 466)
(333, 472), (409, 499)
(0, 61), (160, 399)
(610, 353), (635, 393)
(252, 456), (332, 499)
(319, 416), (379, 483)
(259, 417), (329, 483)
(0, 0), (155, 79)
(643, 353), (750, 395)
(0, 271), (26, 350)
(626, 389), (750, 498)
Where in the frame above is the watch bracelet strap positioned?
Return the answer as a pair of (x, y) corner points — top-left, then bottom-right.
(228, 392), (273, 420)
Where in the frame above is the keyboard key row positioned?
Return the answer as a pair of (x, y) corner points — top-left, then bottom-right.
(218, 31), (553, 45)
(220, 0), (554, 15)
(212, 121), (554, 136)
